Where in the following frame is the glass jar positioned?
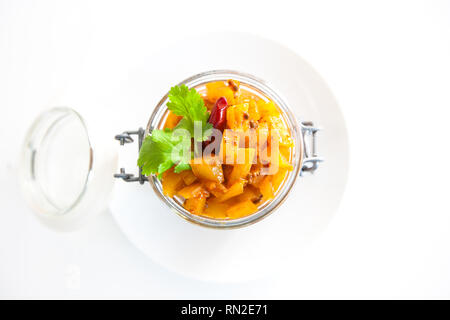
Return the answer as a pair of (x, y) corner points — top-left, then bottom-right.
(135, 70), (322, 229)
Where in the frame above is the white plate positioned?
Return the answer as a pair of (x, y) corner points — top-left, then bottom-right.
(109, 33), (349, 282)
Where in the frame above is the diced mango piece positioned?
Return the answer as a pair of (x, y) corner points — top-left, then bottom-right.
(235, 128), (258, 149)
(236, 96), (249, 105)
(220, 145), (242, 166)
(248, 100), (261, 121)
(248, 163), (264, 187)
(259, 176), (274, 201)
(272, 168), (288, 191)
(220, 130), (257, 166)
(203, 198), (230, 219)
(206, 81), (235, 105)
(222, 165), (234, 183)
(217, 181), (245, 202)
(180, 170), (197, 185)
(228, 148), (256, 185)
(226, 105), (236, 129)
(279, 145), (291, 160)
(226, 200), (258, 219)
(220, 143), (236, 165)
(219, 129), (238, 164)
(279, 137), (294, 148)
(237, 185), (262, 203)
(226, 103), (249, 130)
(222, 128), (240, 145)
(235, 89), (260, 104)
(176, 183), (209, 199)
(163, 111), (182, 129)
(184, 197), (206, 215)
(191, 156), (224, 183)
(202, 180), (228, 197)
(256, 124), (269, 155)
(257, 100), (280, 117)
(279, 153), (293, 170)
(220, 142), (233, 164)
(264, 150), (293, 176)
(263, 115), (294, 148)
(162, 168), (184, 197)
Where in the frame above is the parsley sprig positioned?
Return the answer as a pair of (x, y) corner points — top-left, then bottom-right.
(137, 85), (212, 177)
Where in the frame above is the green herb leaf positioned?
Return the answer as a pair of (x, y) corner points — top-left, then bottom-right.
(137, 136), (170, 176)
(151, 129), (178, 150)
(138, 128), (192, 175)
(174, 162), (191, 173)
(167, 84), (208, 123)
(158, 160), (174, 175)
(168, 84), (212, 141)
(137, 84), (212, 177)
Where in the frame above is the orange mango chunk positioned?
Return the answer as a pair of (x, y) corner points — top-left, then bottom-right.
(279, 153), (293, 170)
(228, 148), (256, 185)
(176, 183), (209, 199)
(271, 168), (288, 191)
(248, 100), (261, 121)
(202, 180), (228, 198)
(220, 130), (257, 165)
(162, 168), (184, 197)
(226, 103), (250, 130)
(264, 151), (293, 176)
(163, 111), (182, 129)
(180, 170), (197, 185)
(226, 200), (258, 219)
(203, 198), (230, 219)
(279, 145), (291, 160)
(206, 81), (235, 105)
(191, 156), (224, 183)
(259, 175), (274, 201)
(219, 129), (239, 164)
(237, 185), (262, 203)
(257, 100), (280, 117)
(184, 197), (206, 215)
(217, 181), (245, 202)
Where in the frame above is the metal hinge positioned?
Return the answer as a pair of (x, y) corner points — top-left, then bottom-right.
(113, 128), (147, 184)
(300, 121), (324, 175)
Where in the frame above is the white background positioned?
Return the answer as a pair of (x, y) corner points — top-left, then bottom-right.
(1, 0), (450, 299)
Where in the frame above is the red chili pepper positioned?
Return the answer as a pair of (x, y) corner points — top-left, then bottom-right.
(208, 97), (228, 131)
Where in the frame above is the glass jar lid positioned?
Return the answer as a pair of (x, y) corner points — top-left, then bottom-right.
(19, 107), (118, 231)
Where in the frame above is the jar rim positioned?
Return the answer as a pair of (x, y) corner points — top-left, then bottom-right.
(146, 70), (303, 229)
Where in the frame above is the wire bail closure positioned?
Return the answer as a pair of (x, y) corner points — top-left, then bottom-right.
(300, 121), (324, 175)
(114, 128), (147, 184)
